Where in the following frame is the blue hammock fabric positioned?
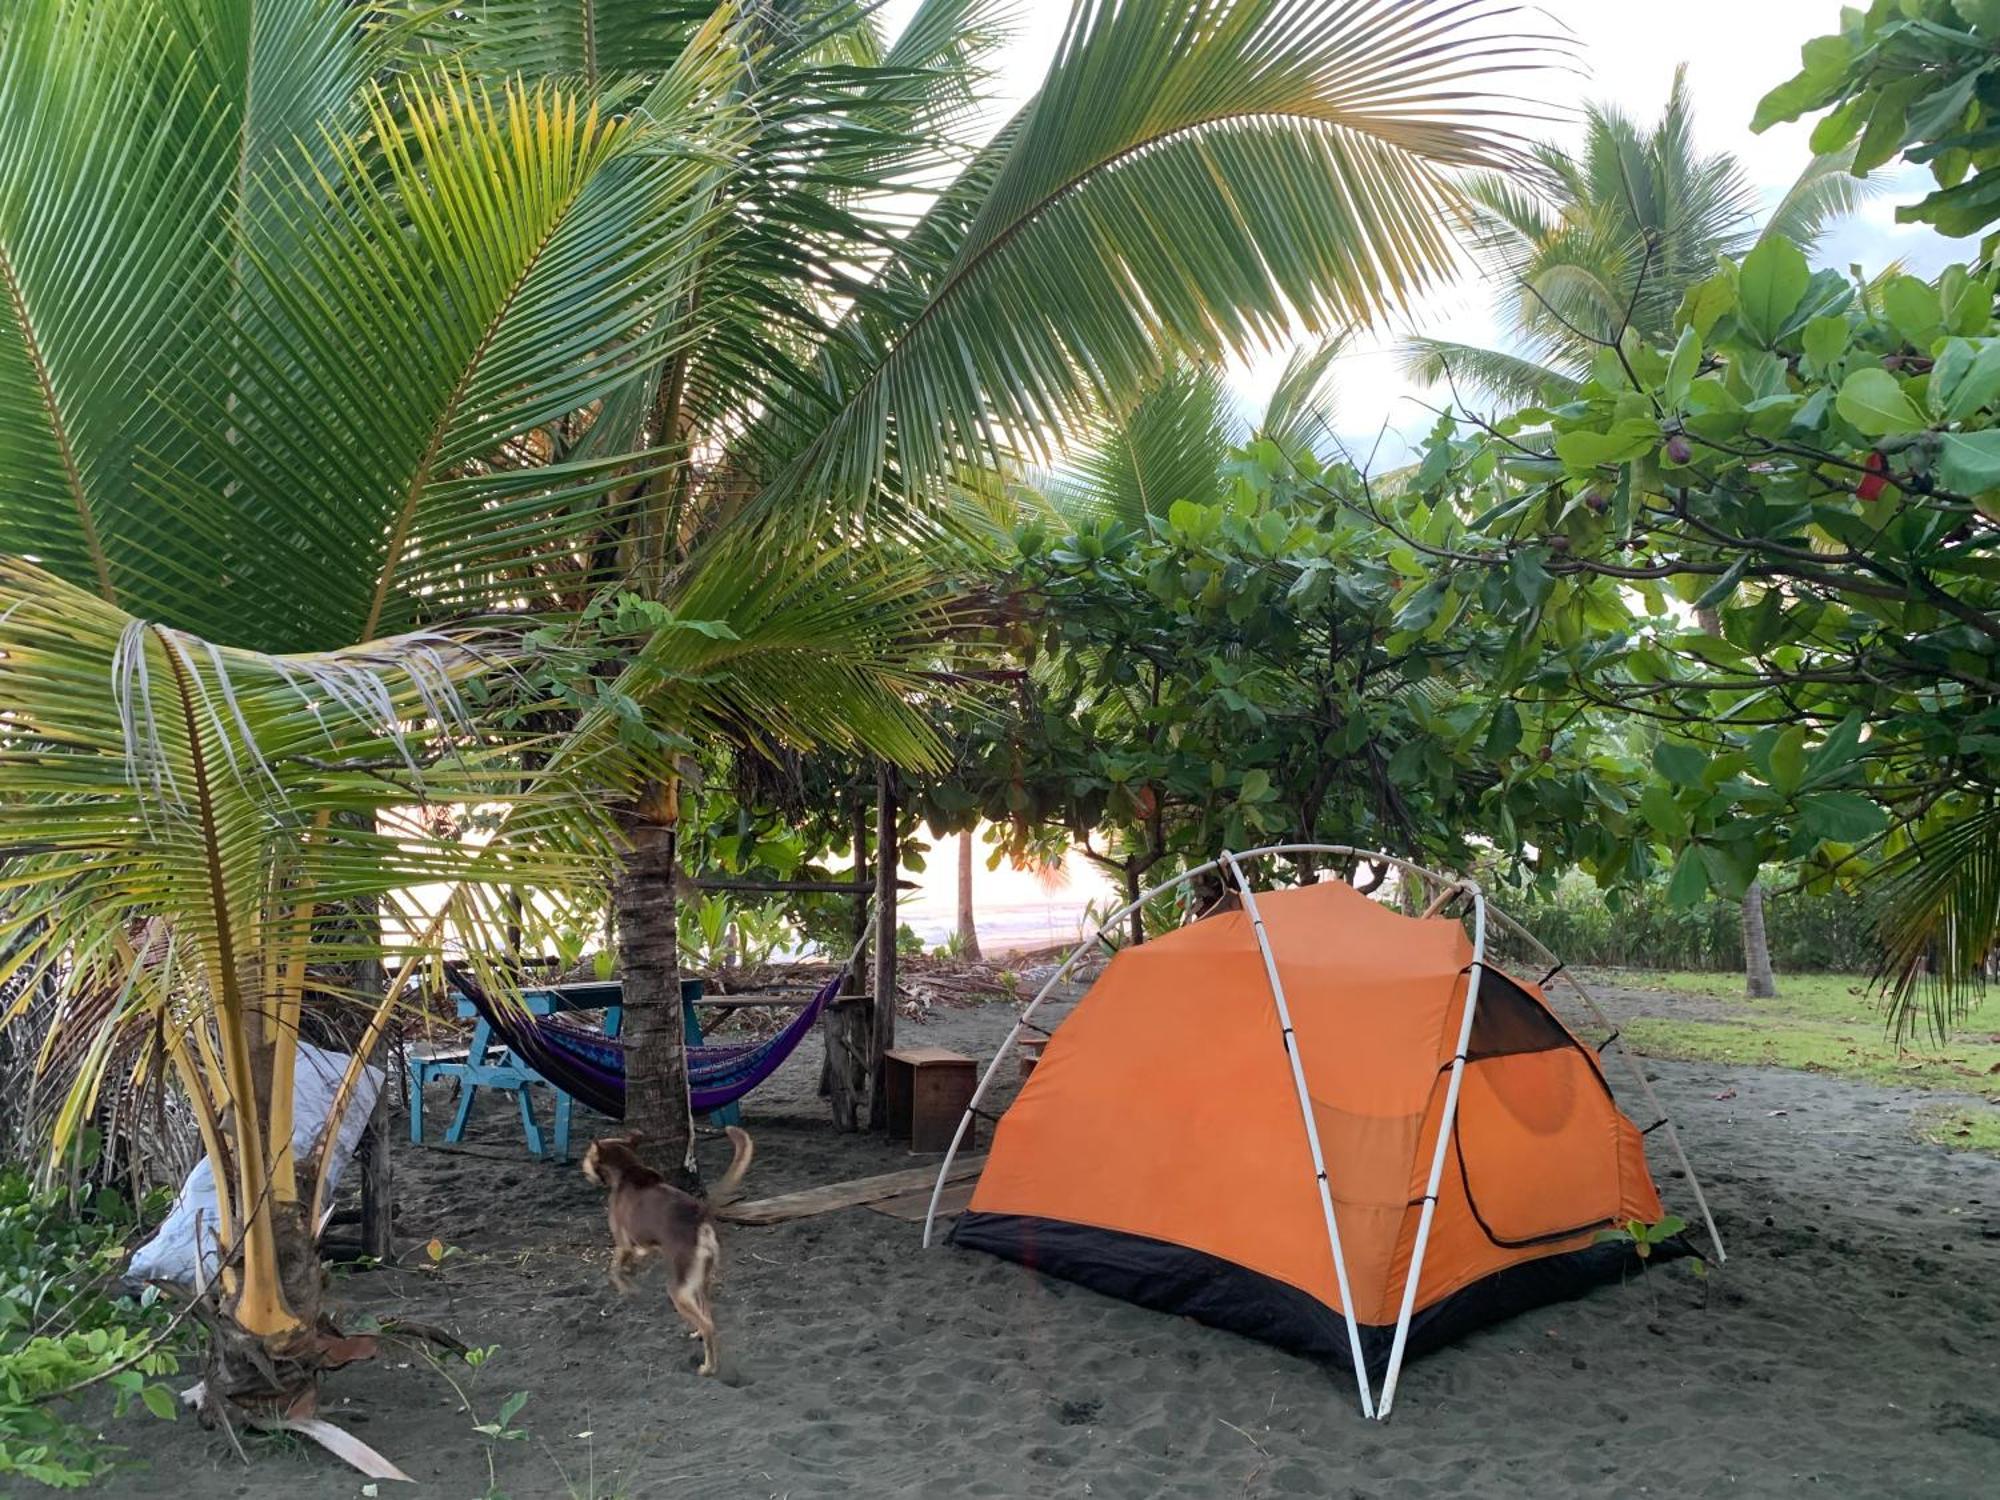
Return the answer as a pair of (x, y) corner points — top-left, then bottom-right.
(447, 967), (842, 1119)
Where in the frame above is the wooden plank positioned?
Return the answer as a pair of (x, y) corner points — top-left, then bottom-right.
(886, 1046), (971, 1066)
(866, 1178), (975, 1223)
(717, 1154), (985, 1226)
(694, 997), (798, 1015)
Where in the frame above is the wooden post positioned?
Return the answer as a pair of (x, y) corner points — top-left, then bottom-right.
(353, 941), (393, 1261)
(822, 788), (873, 1130)
(869, 763), (898, 1131)
(359, 1038), (393, 1261)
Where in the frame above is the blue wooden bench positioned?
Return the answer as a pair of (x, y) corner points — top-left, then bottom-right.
(408, 977), (753, 1162)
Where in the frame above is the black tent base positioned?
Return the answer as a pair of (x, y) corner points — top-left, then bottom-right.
(952, 1211), (1666, 1386)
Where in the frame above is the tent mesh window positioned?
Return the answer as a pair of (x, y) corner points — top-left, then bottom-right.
(1464, 969), (1580, 1060)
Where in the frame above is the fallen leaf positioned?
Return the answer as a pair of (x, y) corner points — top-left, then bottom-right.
(1712, 1088), (1736, 1101)
(1766, 1109), (1789, 1117)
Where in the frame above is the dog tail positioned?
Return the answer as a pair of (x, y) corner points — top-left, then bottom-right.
(713, 1125), (754, 1203)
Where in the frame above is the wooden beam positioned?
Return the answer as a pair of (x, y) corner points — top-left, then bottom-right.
(717, 1155), (985, 1226)
(869, 763), (898, 1131)
(692, 876), (916, 897)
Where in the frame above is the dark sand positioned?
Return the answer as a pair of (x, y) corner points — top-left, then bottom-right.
(92, 984), (1999, 1499)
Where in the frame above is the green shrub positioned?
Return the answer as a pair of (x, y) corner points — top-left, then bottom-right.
(1502, 870), (1880, 973)
(0, 1168), (183, 1489)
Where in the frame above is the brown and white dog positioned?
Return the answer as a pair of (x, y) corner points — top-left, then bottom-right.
(580, 1127), (753, 1376)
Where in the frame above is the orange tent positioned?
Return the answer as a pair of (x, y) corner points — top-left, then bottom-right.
(936, 851), (1716, 1418)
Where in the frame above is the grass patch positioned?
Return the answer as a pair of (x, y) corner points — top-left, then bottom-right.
(1598, 968), (2000, 1107)
(1914, 1105), (2000, 1155)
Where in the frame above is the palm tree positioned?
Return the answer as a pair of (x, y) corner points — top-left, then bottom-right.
(0, 0), (1560, 1432)
(1404, 66), (1872, 406)
(0, 0), (939, 1426)
(421, 0), (1572, 1178)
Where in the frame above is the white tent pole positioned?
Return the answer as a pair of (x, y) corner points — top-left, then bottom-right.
(1477, 900), (1726, 1265)
(1375, 883), (1490, 1421)
(919, 857), (1226, 1247)
(1220, 849), (1378, 1420)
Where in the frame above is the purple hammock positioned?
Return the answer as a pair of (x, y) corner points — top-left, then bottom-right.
(446, 966), (843, 1118)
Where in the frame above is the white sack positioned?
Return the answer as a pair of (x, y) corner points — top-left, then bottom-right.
(128, 1040), (383, 1288)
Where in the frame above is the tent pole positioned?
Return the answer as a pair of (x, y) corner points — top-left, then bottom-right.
(1478, 901), (1726, 1265)
(1375, 884), (1490, 1421)
(1220, 850), (1378, 1421)
(919, 858), (1226, 1248)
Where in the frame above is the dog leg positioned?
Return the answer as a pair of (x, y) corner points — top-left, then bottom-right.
(610, 1241), (639, 1296)
(670, 1281), (719, 1376)
(674, 1224), (722, 1375)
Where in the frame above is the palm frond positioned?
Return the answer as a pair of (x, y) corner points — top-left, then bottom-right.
(157, 55), (749, 650)
(0, 0), (232, 610)
(1869, 802), (2000, 1042)
(1055, 362), (1239, 531)
(1260, 335), (1352, 459)
(752, 0), (1566, 523)
(1399, 337), (1578, 406)
(1758, 149), (1884, 254)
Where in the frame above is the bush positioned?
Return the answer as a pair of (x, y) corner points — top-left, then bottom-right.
(0, 1167), (183, 1489)
(1502, 870), (1880, 974)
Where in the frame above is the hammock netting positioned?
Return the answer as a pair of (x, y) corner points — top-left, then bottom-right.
(448, 968), (842, 1118)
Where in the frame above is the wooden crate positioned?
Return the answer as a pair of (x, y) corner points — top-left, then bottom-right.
(883, 1046), (977, 1154)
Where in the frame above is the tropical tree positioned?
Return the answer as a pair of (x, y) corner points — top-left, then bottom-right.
(1401, 66), (1873, 998)
(1384, 233), (2000, 1038)
(1404, 66), (1871, 406)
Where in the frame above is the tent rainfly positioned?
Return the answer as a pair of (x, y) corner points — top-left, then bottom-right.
(921, 846), (1722, 1420)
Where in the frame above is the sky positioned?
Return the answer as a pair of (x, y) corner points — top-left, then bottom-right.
(882, 0), (1976, 463)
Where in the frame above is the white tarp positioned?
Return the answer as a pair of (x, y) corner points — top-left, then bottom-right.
(128, 1040), (383, 1287)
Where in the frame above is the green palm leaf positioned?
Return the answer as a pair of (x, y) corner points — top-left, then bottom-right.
(753, 0), (1562, 522)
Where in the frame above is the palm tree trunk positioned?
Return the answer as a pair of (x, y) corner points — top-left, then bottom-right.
(1741, 879), (1777, 998)
(616, 803), (697, 1191)
(956, 831), (981, 960)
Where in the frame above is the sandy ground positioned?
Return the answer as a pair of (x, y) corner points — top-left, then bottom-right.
(91, 983), (2000, 1500)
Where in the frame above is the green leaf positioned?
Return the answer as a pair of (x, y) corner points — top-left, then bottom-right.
(1667, 845), (1709, 906)
(1652, 740), (1708, 789)
(1553, 419), (1661, 470)
(1664, 326), (1701, 406)
(1737, 237), (1811, 346)
(1803, 714), (1866, 784)
(1801, 314), (1850, 375)
(1938, 429), (2000, 494)
(1769, 725), (1809, 794)
(1882, 275), (1943, 345)
(1934, 339), (2000, 422)
(140, 1384), (177, 1422)
(496, 1391), (530, 1428)
(1698, 842), (1757, 900)
(1508, 548), (1555, 608)
(1680, 270), (1738, 342)
(1237, 768), (1272, 802)
(1484, 701), (1523, 759)
(1798, 792), (1888, 844)
(1638, 784), (1688, 840)
(1835, 367), (1927, 438)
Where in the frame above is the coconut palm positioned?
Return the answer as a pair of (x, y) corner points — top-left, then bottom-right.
(0, 0), (1559, 1435)
(1403, 66), (1873, 406)
(416, 0), (1569, 1175)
